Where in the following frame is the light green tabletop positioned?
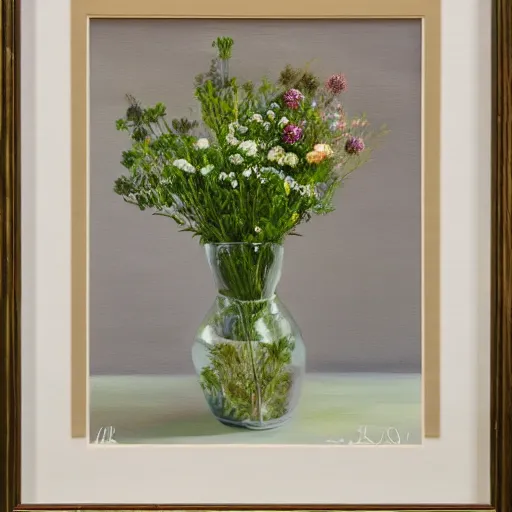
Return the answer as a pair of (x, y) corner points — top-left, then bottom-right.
(89, 373), (421, 445)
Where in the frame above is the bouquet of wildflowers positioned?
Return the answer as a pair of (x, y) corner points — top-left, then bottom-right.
(113, 37), (387, 426)
(114, 37), (386, 246)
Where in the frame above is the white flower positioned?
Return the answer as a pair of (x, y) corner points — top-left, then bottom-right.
(219, 172), (228, 180)
(278, 116), (289, 126)
(266, 110), (275, 120)
(194, 138), (209, 149)
(228, 122), (239, 133)
(260, 178), (267, 184)
(270, 102), (280, 109)
(228, 172), (236, 178)
(200, 164), (214, 175)
(251, 113), (263, 123)
(226, 133), (239, 146)
(263, 122), (271, 131)
(173, 159), (196, 173)
(231, 180), (239, 188)
(254, 226), (262, 233)
(242, 169), (252, 178)
(283, 152), (299, 168)
(229, 154), (244, 165)
(267, 146), (285, 162)
(237, 125), (249, 134)
(238, 140), (258, 156)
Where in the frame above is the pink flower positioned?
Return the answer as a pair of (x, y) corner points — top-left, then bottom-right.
(283, 89), (305, 109)
(345, 136), (365, 154)
(282, 124), (303, 144)
(325, 74), (347, 94)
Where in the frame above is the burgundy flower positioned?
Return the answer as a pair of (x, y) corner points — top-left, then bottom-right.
(283, 89), (305, 109)
(282, 124), (303, 144)
(325, 74), (347, 94)
(345, 136), (365, 154)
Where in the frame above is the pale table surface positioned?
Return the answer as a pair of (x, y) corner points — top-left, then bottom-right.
(89, 373), (422, 445)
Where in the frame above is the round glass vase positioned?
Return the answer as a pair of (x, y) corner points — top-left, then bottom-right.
(192, 242), (306, 430)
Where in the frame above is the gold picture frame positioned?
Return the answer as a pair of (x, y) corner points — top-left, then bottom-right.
(1, 0), (510, 510)
(70, 0), (441, 440)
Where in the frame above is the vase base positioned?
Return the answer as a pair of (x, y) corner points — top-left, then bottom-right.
(216, 415), (292, 431)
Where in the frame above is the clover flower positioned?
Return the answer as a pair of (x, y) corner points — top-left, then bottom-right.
(267, 146), (286, 162)
(283, 88), (304, 109)
(194, 138), (210, 149)
(231, 180), (239, 188)
(238, 140), (258, 156)
(173, 159), (196, 173)
(282, 152), (299, 167)
(267, 110), (276, 120)
(251, 113), (263, 123)
(325, 74), (347, 94)
(345, 136), (365, 154)
(270, 102), (280, 109)
(219, 172), (228, 180)
(226, 133), (239, 146)
(254, 226), (262, 233)
(278, 116), (289, 126)
(282, 124), (303, 144)
(200, 164), (214, 175)
(229, 153), (244, 165)
(242, 169), (252, 178)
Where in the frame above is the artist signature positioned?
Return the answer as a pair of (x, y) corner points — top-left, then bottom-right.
(326, 425), (411, 445)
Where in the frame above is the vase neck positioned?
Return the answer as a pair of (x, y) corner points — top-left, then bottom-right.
(205, 243), (283, 301)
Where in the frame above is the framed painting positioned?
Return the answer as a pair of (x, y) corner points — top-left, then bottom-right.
(1, 0), (510, 509)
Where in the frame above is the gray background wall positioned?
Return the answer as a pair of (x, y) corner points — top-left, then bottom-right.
(89, 19), (422, 375)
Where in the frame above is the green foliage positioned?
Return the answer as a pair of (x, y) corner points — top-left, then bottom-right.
(200, 336), (295, 424)
(112, 37), (388, 245)
(212, 36), (234, 60)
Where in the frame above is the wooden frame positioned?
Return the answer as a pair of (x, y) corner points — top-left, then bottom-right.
(0, 0), (509, 510)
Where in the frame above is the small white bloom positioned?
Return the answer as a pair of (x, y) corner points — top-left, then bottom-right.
(229, 153), (244, 165)
(226, 133), (239, 146)
(267, 146), (285, 162)
(194, 138), (210, 149)
(270, 102), (280, 109)
(254, 226), (262, 233)
(278, 116), (289, 126)
(266, 110), (275, 120)
(228, 122), (239, 134)
(219, 172), (228, 180)
(231, 180), (239, 188)
(228, 172), (236, 178)
(237, 125), (249, 134)
(283, 152), (299, 168)
(263, 122), (271, 131)
(173, 159), (196, 173)
(238, 140), (258, 157)
(251, 113), (263, 123)
(242, 169), (252, 178)
(200, 164), (214, 175)
(260, 178), (267, 184)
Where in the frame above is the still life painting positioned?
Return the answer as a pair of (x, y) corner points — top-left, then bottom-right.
(88, 19), (422, 445)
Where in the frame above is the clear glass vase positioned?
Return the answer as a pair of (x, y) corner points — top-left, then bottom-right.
(192, 242), (306, 430)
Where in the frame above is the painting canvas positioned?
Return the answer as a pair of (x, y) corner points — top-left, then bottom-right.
(88, 18), (422, 445)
